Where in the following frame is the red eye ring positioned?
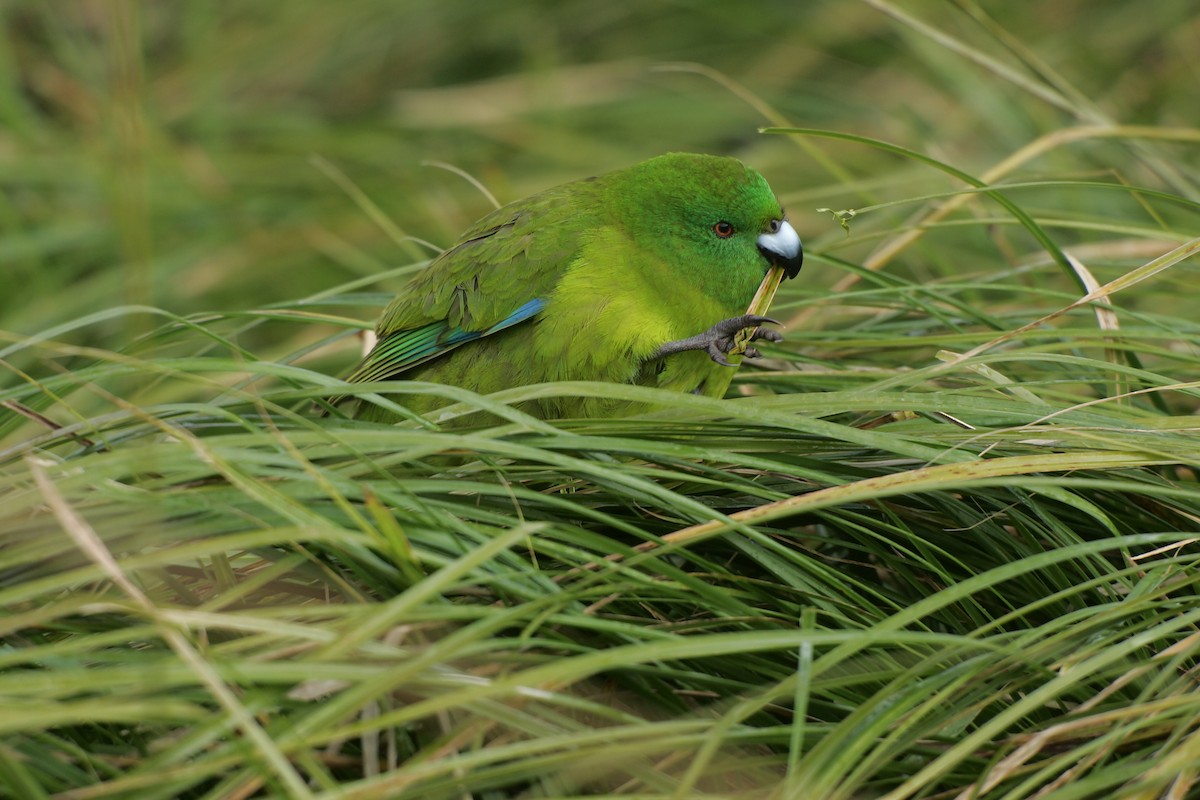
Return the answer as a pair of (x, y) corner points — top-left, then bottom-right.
(713, 221), (734, 238)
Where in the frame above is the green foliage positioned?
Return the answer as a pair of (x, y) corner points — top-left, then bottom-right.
(2, 2), (1200, 798)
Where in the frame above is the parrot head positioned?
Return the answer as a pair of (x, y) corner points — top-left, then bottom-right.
(602, 152), (802, 309)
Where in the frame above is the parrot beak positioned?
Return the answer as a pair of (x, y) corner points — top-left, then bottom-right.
(757, 219), (803, 279)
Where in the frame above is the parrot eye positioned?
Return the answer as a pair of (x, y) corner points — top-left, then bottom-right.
(713, 221), (735, 238)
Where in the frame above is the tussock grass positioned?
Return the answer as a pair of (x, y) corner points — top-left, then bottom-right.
(2, 2), (1199, 798)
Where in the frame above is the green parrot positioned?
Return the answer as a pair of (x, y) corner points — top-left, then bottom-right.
(339, 152), (803, 421)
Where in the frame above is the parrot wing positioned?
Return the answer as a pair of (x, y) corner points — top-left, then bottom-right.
(342, 182), (590, 387)
(341, 297), (546, 385)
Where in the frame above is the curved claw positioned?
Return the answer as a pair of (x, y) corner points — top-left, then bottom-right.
(714, 314), (779, 335)
(750, 328), (784, 344)
(651, 314), (785, 367)
(709, 347), (733, 367)
(709, 314), (783, 366)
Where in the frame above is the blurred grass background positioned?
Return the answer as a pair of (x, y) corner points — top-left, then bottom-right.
(3, 0), (1194, 340)
(2, 2), (1200, 799)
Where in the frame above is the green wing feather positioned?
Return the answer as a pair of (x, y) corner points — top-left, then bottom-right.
(342, 298), (545, 385)
(341, 179), (596, 390)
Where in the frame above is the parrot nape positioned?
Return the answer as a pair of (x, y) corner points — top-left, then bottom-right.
(336, 152), (803, 421)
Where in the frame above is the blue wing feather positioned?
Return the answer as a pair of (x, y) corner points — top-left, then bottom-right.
(343, 297), (546, 386)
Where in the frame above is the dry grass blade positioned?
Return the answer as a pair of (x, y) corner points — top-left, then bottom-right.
(729, 265), (788, 360)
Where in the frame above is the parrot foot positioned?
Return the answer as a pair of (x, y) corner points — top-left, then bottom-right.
(653, 314), (783, 367)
